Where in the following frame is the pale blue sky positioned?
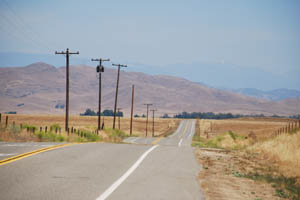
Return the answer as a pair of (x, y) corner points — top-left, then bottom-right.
(0, 0), (299, 90)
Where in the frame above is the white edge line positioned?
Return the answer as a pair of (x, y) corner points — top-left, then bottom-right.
(96, 145), (159, 200)
(178, 138), (183, 147)
(188, 121), (196, 138)
(169, 121), (184, 138)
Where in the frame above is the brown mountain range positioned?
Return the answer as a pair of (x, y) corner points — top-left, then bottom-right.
(0, 62), (299, 116)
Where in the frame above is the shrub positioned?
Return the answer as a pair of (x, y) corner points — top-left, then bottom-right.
(22, 124), (37, 131)
(50, 124), (61, 131)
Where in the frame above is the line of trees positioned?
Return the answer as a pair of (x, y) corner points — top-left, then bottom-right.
(80, 109), (300, 120)
(167, 112), (300, 120)
(80, 109), (123, 117)
(134, 114), (146, 118)
(174, 112), (244, 119)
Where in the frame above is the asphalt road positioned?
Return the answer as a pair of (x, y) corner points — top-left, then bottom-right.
(0, 120), (204, 200)
(0, 142), (61, 159)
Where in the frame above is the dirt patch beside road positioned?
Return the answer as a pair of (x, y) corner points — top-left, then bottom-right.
(196, 148), (283, 200)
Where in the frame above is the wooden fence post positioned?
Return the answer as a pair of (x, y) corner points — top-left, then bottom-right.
(71, 127), (73, 134)
(40, 127), (42, 132)
(55, 127), (58, 134)
(13, 121), (15, 128)
(0, 113), (2, 123)
(5, 116), (8, 128)
(20, 124), (22, 129)
(45, 126), (47, 133)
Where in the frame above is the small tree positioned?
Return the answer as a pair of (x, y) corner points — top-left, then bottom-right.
(81, 108), (97, 116)
(161, 114), (170, 118)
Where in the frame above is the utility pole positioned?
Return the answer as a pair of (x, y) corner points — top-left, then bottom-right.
(130, 85), (134, 136)
(91, 58), (110, 131)
(55, 48), (79, 131)
(117, 108), (122, 130)
(150, 109), (157, 137)
(144, 103), (152, 137)
(112, 63), (127, 129)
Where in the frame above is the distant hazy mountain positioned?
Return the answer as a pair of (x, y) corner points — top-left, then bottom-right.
(1, 52), (299, 92)
(231, 88), (300, 101)
(0, 62), (300, 116)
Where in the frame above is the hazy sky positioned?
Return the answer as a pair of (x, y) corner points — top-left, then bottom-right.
(0, 0), (299, 89)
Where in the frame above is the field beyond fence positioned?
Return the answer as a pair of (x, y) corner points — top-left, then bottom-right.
(0, 114), (180, 142)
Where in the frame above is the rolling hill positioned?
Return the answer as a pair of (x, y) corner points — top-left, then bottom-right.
(229, 88), (300, 101)
(0, 62), (299, 116)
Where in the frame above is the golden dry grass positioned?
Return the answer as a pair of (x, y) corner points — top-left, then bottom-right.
(194, 118), (300, 199)
(198, 118), (294, 140)
(249, 131), (300, 179)
(194, 117), (300, 182)
(1, 114), (180, 137)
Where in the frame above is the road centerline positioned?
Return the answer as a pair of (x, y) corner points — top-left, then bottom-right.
(96, 145), (159, 200)
(179, 121), (188, 139)
(0, 143), (74, 166)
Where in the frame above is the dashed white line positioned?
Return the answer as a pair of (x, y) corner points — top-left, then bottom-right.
(178, 138), (183, 147)
(96, 145), (158, 200)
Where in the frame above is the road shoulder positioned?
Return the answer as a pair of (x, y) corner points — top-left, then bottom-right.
(195, 148), (283, 200)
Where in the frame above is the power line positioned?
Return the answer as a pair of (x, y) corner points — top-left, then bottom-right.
(0, 0), (55, 52)
(0, 12), (49, 52)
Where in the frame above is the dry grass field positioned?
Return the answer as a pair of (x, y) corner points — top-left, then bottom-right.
(194, 117), (300, 200)
(199, 118), (295, 139)
(0, 114), (180, 139)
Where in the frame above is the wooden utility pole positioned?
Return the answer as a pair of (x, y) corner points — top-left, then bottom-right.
(144, 103), (152, 137)
(130, 85), (134, 135)
(55, 48), (79, 131)
(91, 58), (110, 131)
(112, 63), (127, 129)
(150, 109), (157, 137)
(117, 108), (122, 130)
(198, 119), (201, 137)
